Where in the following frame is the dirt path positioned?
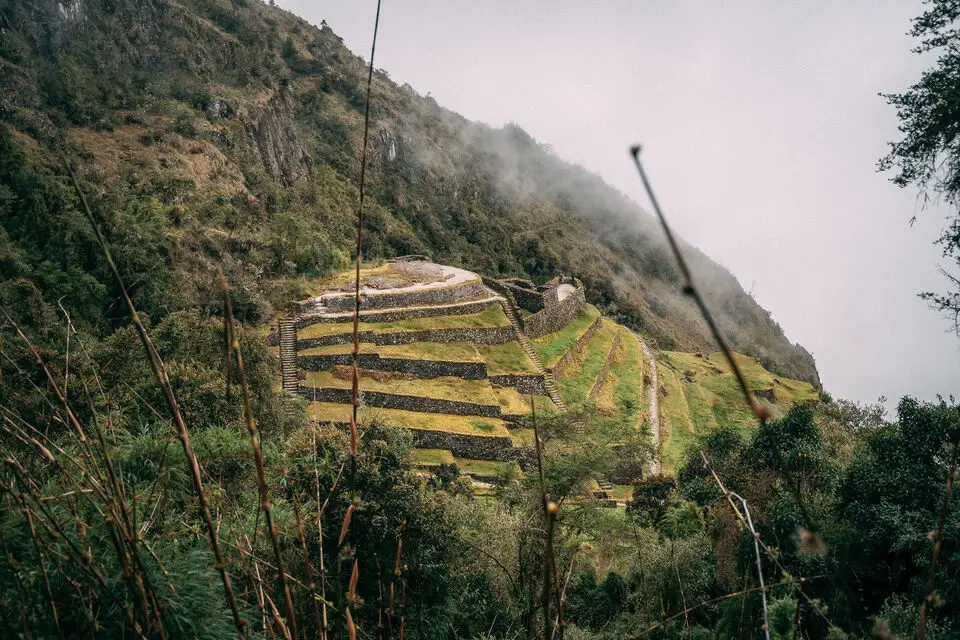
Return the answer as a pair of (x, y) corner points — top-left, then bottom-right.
(637, 333), (662, 476)
(556, 283), (576, 301)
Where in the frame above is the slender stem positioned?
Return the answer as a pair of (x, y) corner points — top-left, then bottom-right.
(630, 147), (767, 424)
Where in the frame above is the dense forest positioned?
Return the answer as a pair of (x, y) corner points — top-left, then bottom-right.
(0, 0), (958, 639)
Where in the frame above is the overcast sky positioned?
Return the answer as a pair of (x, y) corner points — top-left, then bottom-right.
(278, 0), (959, 409)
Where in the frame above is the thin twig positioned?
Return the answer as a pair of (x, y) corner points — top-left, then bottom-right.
(630, 147), (768, 424)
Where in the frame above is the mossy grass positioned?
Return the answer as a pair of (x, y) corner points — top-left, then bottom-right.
(657, 360), (696, 473)
(453, 458), (521, 477)
(475, 341), (540, 375)
(298, 304), (510, 339)
(555, 320), (619, 408)
(410, 448), (454, 466)
(300, 341), (484, 362)
(508, 428), (535, 447)
(531, 304), (602, 367)
(657, 350), (818, 472)
(303, 370), (499, 406)
(493, 387), (557, 416)
(306, 402), (512, 437)
(605, 332), (644, 429)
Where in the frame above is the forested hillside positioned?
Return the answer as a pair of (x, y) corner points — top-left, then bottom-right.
(0, 0), (818, 385)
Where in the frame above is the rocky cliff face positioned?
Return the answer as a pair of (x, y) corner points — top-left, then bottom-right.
(0, 0), (820, 386)
(249, 93), (311, 185)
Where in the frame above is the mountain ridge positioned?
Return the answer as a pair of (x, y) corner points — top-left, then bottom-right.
(0, 0), (819, 386)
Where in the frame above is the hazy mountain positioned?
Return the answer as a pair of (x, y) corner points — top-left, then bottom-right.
(0, 0), (819, 385)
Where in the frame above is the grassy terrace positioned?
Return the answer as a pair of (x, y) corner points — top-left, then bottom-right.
(307, 402), (511, 437)
(475, 341), (539, 375)
(493, 387), (558, 417)
(299, 304), (510, 339)
(594, 331), (644, 431)
(410, 448), (455, 466)
(657, 360), (696, 473)
(531, 305), (602, 368)
(300, 341), (484, 362)
(657, 351), (819, 473)
(555, 320), (620, 408)
(303, 371), (499, 406)
(410, 450), (521, 477)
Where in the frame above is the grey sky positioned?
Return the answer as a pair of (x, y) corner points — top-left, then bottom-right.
(278, 0), (959, 408)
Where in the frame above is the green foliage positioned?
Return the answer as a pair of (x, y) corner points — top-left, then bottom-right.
(881, 0), (960, 332)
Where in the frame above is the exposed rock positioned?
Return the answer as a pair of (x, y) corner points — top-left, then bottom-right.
(249, 93), (311, 185)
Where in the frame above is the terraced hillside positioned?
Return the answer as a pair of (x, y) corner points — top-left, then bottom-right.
(273, 259), (817, 483)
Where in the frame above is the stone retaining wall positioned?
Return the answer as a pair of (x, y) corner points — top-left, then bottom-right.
(297, 326), (516, 350)
(298, 354), (487, 380)
(295, 298), (498, 329)
(489, 374), (548, 395)
(300, 387), (502, 418)
(499, 281), (545, 312)
(315, 279), (488, 313)
(523, 283), (587, 339)
(550, 316), (602, 377)
(587, 329), (622, 402)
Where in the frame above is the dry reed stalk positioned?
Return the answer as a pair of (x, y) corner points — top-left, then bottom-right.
(629, 148), (768, 424)
(66, 162), (247, 638)
(219, 270), (297, 637)
(918, 423), (960, 640)
(24, 505), (62, 634)
(313, 428), (334, 640)
(290, 484), (323, 636)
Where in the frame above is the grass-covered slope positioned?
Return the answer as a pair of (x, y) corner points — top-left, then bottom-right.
(0, 0), (818, 386)
(657, 351), (819, 471)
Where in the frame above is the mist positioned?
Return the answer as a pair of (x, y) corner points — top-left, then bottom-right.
(278, 0), (960, 407)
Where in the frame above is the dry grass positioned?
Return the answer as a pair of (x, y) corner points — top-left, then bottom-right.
(298, 305), (510, 339)
(306, 402), (512, 437)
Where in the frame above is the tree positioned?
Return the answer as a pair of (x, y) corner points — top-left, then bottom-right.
(881, 0), (960, 333)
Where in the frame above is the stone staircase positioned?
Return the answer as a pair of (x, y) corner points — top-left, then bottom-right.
(278, 316), (299, 393)
(497, 298), (567, 411)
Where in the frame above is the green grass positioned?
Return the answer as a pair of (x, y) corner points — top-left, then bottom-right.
(493, 387), (558, 416)
(657, 351), (819, 473)
(306, 402), (512, 437)
(300, 341), (484, 362)
(657, 360), (696, 474)
(303, 371), (499, 406)
(555, 320), (619, 408)
(299, 304), (510, 339)
(411, 448), (454, 466)
(607, 331), (644, 430)
(509, 428), (535, 447)
(531, 305), (602, 368)
(454, 458), (520, 477)
(475, 341), (539, 375)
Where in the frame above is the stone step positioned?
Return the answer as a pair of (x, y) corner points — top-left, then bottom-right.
(497, 298), (566, 411)
(278, 317), (300, 393)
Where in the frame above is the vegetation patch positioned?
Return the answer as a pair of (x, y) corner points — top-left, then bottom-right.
(531, 304), (602, 367)
(657, 360), (696, 473)
(475, 341), (540, 375)
(493, 387), (557, 416)
(411, 448), (455, 466)
(301, 340), (484, 362)
(454, 457), (521, 477)
(555, 320), (619, 407)
(306, 402), (512, 437)
(608, 333), (644, 429)
(298, 304), (510, 339)
(303, 370), (499, 406)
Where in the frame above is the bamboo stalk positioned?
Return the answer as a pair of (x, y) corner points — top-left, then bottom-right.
(65, 161), (248, 638)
